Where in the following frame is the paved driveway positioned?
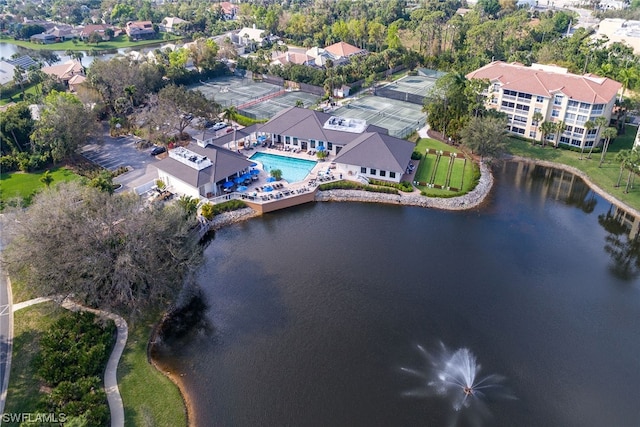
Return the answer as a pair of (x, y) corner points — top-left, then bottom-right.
(81, 134), (162, 192)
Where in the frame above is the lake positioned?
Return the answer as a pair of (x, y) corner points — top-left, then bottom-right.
(154, 160), (640, 427)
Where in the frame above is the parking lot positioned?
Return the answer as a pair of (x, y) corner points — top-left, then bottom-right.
(80, 133), (162, 191)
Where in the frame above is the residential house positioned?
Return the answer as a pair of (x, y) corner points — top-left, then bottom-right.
(156, 144), (254, 199)
(125, 21), (155, 40)
(68, 74), (87, 92)
(30, 33), (56, 44)
(160, 17), (188, 34)
(466, 61), (622, 149)
(7, 55), (39, 71)
(305, 46), (338, 67)
(271, 52), (314, 67)
(216, 1), (238, 20)
(235, 26), (270, 51)
(41, 60), (84, 86)
(79, 24), (119, 41)
(46, 25), (76, 41)
(323, 41), (366, 61)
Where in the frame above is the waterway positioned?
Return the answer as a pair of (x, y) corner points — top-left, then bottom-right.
(154, 160), (640, 427)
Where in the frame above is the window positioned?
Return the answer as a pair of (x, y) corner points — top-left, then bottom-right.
(580, 102), (591, 110)
(565, 125), (573, 132)
(536, 95), (544, 103)
(518, 92), (532, 100)
(551, 109), (560, 117)
(389, 172), (396, 179)
(380, 170), (386, 177)
(534, 107), (542, 114)
(360, 167), (366, 174)
(565, 113), (576, 121)
(328, 142), (333, 150)
(571, 139), (582, 146)
(592, 104), (605, 114)
(493, 83), (500, 91)
(285, 136), (290, 143)
(370, 168), (376, 175)
(576, 115), (587, 124)
(293, 137), (298, 146)
(587, 128), (598, 135)
(574, 127), (584, 135)
(560, 136), (570, 144)
(310, 141), (316, 148)
(568, 100), (579, 108)
(554, 95), (563, 105)
(529, 131), (537, 138)
(501, 101), (515, 109)
(513, 115), (527, 124)
(511, 127), (525, 134)
(504, 89), (517, 97)
(515, 104), (530, 112)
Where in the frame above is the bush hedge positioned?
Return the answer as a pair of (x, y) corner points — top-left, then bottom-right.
(34, 311), (115, 426)
(211, 199), (247, 215)
(368, 179), (414, 192)
(319, 181), (399, 194)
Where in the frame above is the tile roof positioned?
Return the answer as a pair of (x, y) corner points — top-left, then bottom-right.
(41, 60), (84, 81)
(324, 41), (365, 58)
(466, 61), (622, 104)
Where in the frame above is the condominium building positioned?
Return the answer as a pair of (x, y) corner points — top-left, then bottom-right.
(467, 61), (622, 149)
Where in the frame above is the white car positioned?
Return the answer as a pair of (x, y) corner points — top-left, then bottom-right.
(212, 122), (227, 131)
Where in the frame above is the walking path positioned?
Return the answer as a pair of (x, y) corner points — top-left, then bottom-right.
(7, 296), (127, 427)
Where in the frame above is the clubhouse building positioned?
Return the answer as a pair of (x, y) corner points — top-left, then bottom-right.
(155, 107), (415, 200)
(467, 61), (622, 149)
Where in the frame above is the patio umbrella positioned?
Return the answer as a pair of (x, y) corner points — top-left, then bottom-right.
(263, 186), (273, 192)
(250, 162), (258, 167)
(250, 169), (260, 175)
(234, 176), (245, 184)
(236, 185), (248, 192)
(266, 176), (276, 182)
(223, 181), (234, 188)
(317, 145), (326, 151)
(241, 173), (252, 180)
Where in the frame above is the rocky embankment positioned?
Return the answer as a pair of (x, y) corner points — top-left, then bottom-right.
(315, 162), (493, 210)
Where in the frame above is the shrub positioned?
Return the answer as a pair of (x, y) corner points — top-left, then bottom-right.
(319, 181), (399, 194)
(411, 151), (423, 160)
(211, 199), (247, 215)
(368, 179), (414, 192)
(200, 202), (215, 220)
(0, 155), (18, 172)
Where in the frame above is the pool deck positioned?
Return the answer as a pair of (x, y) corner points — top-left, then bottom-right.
(214, 139), (417, 213)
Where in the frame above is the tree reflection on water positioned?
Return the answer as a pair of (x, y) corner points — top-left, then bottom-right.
(598, 205), (640, 281)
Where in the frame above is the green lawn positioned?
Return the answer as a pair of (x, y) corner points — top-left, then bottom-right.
(0, 167), (80, 207)
(1, 34), (182, 52)
(4, 302), (69, 415)
(413, 138), (478, 196)
(507, 124), (640, 211)
(119, 317), (187, 427)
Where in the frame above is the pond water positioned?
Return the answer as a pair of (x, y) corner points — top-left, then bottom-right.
(154, 160), (640, 427)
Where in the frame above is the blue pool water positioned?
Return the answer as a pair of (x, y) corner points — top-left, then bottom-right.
(250, 152), (317, 183)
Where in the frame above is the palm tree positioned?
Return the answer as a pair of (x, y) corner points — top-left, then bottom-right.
(617, 66), (638, 102)
(295, 100), (304, 108)
(553, 120), (566, 148)
(587, 116), (609, 159)
(582, 120), (595, 160)
(615, 149), (632, 187)
(124, 85), (136, 108)
(624, 149), (640, 193)
(598, 126), (618, 168)
(532, 111), (544, 145)
(222, 106), (237, 124)
(539, 121), (555, 148)
(40, 170), (54, 188)
(12, 65), (25, 98)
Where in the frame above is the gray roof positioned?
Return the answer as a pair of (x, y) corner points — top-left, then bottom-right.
(155, 143), (253, 188)
(333, 132), (414, 173)
(211, 124), (259, 147)
(258, 106), (387, 144)
(7, 56), (39, 70)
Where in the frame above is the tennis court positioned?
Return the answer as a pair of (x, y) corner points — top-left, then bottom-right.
(240, 91), (321, 120)
(375, 74), (440, 105)
(332, 95), (426, 138)
(189, 76), (283, 107)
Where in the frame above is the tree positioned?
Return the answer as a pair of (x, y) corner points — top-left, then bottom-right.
(460, 116), (508, 161)
(30, 91), (99, 164)
(615, 149), (638, 189)
(177, 195), (199, 219)
(587, 116), (609, 159)
(553, 120), (566, 148)
(0, 102), (35, 154)
(532, 111), (544, 145)
(156, 85), (219, 137)
(2, 182), (203, 316)
(222, 105), (237, 124)
(539, 121), (556, 148)
(12, 65), (25, 98)
(582, 120), (595, 159)
(40, 170), (54, 187)
(598, 127), (618, 168)
(87, 31), (103, 45)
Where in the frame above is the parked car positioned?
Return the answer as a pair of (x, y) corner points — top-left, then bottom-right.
(150, 146), (166, 156)
(212, 122), (227, 131)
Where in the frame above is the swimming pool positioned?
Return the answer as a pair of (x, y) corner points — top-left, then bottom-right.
(250, 152), (317, 183)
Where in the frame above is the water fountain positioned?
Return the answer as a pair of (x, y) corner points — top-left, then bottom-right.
(401, 342), (514, 423)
